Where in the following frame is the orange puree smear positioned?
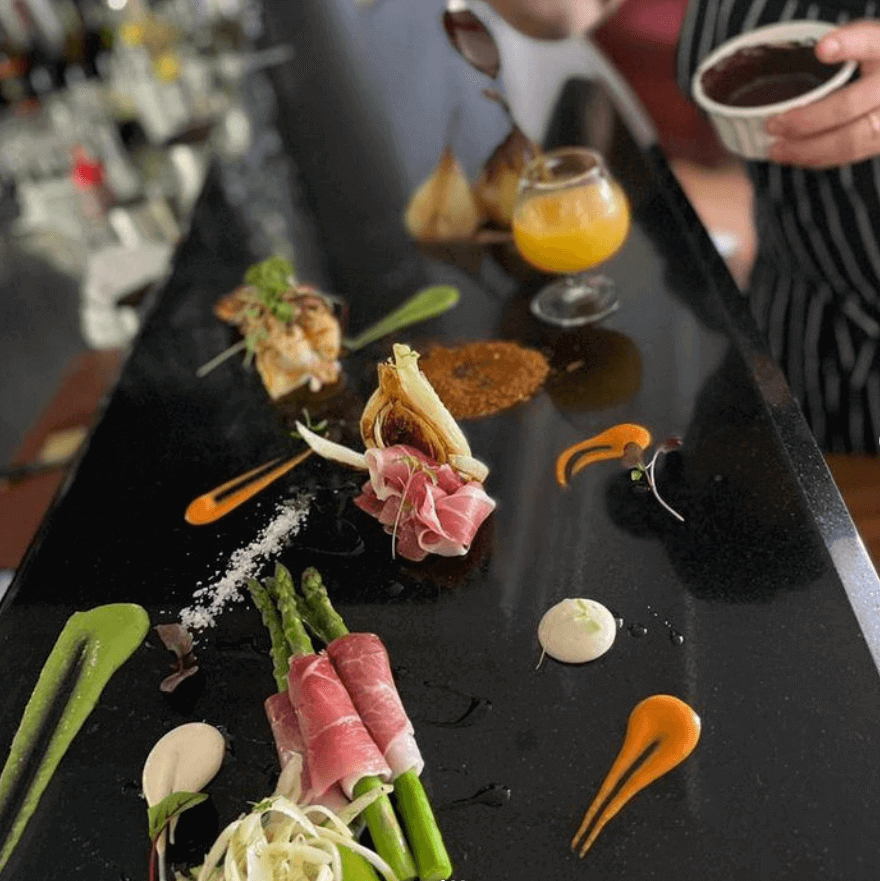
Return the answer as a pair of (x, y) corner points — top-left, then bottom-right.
(572, 694), (700, 857)
(555, 423), (651, 488)
(185, 449), (313, 525)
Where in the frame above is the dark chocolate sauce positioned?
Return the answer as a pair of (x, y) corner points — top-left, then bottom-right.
(701, 41), (845, 107)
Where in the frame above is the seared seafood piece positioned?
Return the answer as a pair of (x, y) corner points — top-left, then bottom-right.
(214, 282), (342, 399)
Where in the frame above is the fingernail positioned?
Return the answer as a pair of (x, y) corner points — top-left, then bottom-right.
(819, 36), (841, 60)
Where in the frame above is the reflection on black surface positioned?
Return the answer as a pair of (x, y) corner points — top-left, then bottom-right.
(448, 783), (511, 810)
(434, 696), (493, 730)
(284, 481), (495, 604)
(396, 675), (492, 729)
(606, 347), (825, 602)
(160, 668), (206, 717)
(289, 486), (367, 559)
(166, 796), (220, 871)
(494, 280), (644, 426)
(544, 327), (642, 416)
(262, 0), (431, 325)
(415, 240), (491, 278)
(273, 383), (366, 447)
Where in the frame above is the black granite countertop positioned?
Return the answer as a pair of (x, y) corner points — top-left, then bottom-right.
(1, 11), (880, 878)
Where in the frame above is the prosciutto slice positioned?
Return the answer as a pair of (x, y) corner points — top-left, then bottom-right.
(288, 653), (392, 800)
(327, 632), (424, 778)
(264, 691), (349, 811)
(265, 691), (305, 769)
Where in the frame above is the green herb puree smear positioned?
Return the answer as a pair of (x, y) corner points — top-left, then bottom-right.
(0, 603), (150, 874)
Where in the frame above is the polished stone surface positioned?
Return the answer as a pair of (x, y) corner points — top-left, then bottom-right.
(1, 33), (880, 881)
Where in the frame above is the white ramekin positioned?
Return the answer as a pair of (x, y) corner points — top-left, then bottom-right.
(691, 21), (857, 161)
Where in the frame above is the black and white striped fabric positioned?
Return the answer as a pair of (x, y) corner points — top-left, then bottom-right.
(677, 0), (880, 452)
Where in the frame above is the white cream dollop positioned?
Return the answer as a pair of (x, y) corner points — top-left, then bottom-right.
(142, 722), (226, 854)
(538, 598), (617, 664)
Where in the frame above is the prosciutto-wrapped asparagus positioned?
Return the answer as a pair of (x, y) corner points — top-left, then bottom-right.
(252, 565), (450, 881)
(299, 568), (452, 881)
(327, 633), (423, 779)
(249, 571), (417, 881)
(263, 691), (349, 812)
(287, 653), (392, 801)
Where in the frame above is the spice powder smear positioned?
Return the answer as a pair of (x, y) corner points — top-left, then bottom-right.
(419, 340), (549, 419)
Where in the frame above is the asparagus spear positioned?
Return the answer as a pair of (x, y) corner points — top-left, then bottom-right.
(353, 777), (418, 878)
(338, 842), (382, 881)
(393, 770), (451, 881)
(300, 565), (348, 645)
(298, 567), (453, 881)
(267, 563), (314, 658)
(270, 564), (417, 881)
(247, 578), (289, 692)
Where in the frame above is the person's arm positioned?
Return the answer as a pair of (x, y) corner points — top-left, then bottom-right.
(480, 0), (627, 40)
(767, 19), (880, 168)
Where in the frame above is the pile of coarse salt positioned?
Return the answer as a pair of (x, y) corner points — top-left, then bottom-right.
(180, 492), (312, 631)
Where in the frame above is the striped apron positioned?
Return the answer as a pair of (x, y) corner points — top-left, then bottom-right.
(677, 0), (880, 452)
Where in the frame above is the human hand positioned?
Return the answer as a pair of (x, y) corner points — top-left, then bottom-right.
(767, 19), (880, 168)
(480, 0), (625, 40)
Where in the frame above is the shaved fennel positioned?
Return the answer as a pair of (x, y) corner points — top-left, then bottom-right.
(197, 790), (397, 881)
(295, 423), (367, 470)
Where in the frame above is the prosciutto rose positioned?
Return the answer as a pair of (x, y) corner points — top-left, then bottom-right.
(353, 445), (495, 561)
(295, 343), (495, 561)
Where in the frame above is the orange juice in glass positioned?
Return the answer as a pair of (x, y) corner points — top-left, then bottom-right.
(513, 147), (630, 326)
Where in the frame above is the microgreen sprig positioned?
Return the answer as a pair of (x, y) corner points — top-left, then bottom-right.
(148, 791), (208, 881)
(197, 257), (297, 378)
(390, 454), (439, 559)
(243, 256), (296, 307)
(623, 437), (684, 522)
(290, 409), (328, 440)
